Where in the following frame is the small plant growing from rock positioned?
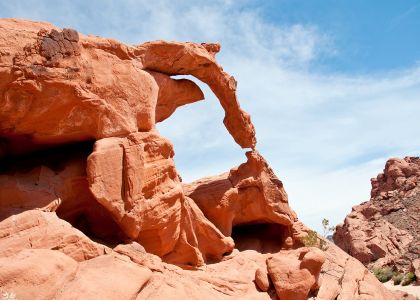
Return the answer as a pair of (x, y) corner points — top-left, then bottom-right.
(392, 272), (404, 285)
(300, 230), (318, 247)
(299, 230), (328, 251)
(298, 219), (337, 251)
(401, 272), (416, 286)
(322, 218), (335, 238)
(372, 267), (393, 283)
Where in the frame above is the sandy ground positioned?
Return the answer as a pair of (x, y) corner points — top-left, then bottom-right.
(384, 281), (420, 298)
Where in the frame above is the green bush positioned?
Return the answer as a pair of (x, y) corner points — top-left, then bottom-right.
(300, 230), (319, 247)
(299, 230), (328, 251)
(392, 272), (404, 285)
(401, 272), (416, 286)
(372, 267), (393, 283)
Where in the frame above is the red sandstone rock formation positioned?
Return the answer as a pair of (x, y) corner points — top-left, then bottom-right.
(86, 131), (234, 266)
(334, 157), (420, 275)
(266, 247), (326, 300)
(0, 18), (409, 299)
(184, 151), (297, 237)
(0, 19), (254, 153)
(0, 210), (107, 261)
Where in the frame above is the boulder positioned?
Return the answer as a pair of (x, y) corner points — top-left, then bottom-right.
(255, 267), (270, 292)
(266, 247), (326, 300)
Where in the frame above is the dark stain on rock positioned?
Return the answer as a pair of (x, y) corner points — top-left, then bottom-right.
(39, 28), (80, 60)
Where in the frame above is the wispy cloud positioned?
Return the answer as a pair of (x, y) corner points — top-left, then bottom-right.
(389, 2), (420, 29)
(1, 0), (419, 232)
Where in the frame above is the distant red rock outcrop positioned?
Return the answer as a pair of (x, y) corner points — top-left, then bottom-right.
(334, 157), (419, 277)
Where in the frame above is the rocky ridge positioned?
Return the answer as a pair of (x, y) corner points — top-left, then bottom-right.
(334, 157), (419, 278)
(0, 19), (411, 299)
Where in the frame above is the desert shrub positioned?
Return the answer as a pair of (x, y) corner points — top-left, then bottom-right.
(401, 272), (416, 286)
(322, 218), (336, 237)
(372, 267), (393, 283)
(299, 230), (328, 251)
(392, 272), (404, 285)
(300, 230), (319, 247)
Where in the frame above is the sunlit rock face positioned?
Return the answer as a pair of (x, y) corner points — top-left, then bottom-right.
(334, 157), (420, 276)
(0, 19), (405, 299)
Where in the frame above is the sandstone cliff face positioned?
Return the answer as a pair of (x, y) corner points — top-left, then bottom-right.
(0, 19), (409, 299)
(334, 157), (419, 275)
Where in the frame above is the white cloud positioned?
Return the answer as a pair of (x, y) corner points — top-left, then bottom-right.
(1, 1), (419, 232)
(283, 158), (388, 232)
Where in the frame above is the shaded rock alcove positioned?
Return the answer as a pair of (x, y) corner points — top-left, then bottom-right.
(0, 140), (127, 245)
(231, 223), (289, 253)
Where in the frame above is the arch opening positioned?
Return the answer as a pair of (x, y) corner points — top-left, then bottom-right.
(156, 75), (245, 183)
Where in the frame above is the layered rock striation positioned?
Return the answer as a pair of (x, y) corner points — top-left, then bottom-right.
(0, 19), (408, 299)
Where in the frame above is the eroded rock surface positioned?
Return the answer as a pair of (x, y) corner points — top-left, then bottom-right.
(0, 249), (79, 300)
(317, 245), (398, 300)
(0, 210), (107, 261)
(55, 254), (152, 300)
(138, 41), (256, 148)
(0, 143), (126, 242)
(87, 131), (234, 266)
(0, 19), (404, 300)
(0, 19), (255, 154)
(184, 151), (297, 237)
(334, 157), (420, 274)
(266, 247), (326, 300)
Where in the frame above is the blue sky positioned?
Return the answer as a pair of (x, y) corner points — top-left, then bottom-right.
(1, 0), (419, 232)
(262, 0), (420, 73)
